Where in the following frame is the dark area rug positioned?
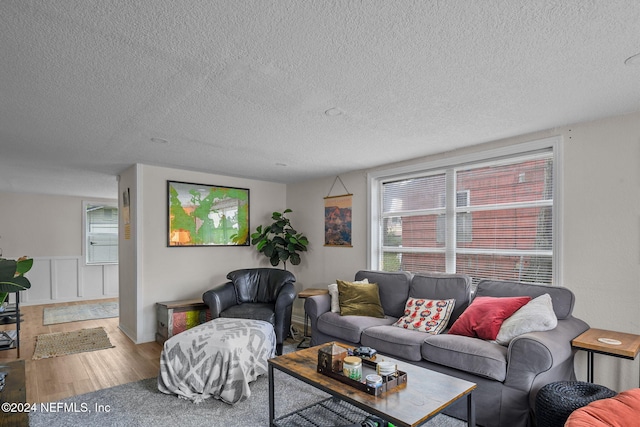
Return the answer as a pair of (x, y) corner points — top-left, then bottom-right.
(30, 340), (467, 426)
(29, 372), (467, 427)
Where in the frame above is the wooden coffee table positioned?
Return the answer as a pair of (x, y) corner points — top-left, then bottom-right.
(268, 342), (476, 427)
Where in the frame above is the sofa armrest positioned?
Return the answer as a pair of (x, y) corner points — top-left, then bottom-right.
(504, 316), (589, 392)
(202, 282), (237, 318)
(304, 293), (331, 336)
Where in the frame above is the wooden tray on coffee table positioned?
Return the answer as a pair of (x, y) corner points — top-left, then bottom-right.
(318, 356), (407, 396)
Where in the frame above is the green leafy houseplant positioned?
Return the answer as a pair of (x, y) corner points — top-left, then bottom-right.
(0, 257), (33, 308)
(251, 209), (309, 270)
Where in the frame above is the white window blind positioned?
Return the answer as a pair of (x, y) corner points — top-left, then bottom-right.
(376, 148), (555, 285)
(85, 203), (118, 264)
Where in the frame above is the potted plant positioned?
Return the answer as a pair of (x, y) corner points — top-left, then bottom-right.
(251, 209), (309, 270)
(0, 257), (33, 311)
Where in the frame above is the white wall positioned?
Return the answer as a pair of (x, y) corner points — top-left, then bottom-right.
(0, 192), (118, 304)
(122, 164), (287, 343)
(286, 172), (369, 321)
(117, 165), (140, 342)
(287, 111), (640, 392)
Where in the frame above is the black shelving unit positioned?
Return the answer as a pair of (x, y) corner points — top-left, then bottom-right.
(0, 292), (21, 358)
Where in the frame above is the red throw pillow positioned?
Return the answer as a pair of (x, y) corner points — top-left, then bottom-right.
(448, 296), (531, 340)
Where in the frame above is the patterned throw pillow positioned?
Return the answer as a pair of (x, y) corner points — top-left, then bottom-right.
(393, 297), (456, 334)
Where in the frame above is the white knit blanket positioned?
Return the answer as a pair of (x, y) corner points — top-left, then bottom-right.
(157, 318), (275, 404)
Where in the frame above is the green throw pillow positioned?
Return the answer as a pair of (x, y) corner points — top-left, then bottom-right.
(337, 280), (385, 318)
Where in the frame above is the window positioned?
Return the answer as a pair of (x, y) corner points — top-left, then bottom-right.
(83, 201), (118, 265)
(369, 138), (560, 285)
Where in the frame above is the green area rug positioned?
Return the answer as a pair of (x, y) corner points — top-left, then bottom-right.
(32, 327), (114, 360)
(43, 301), (118, 325)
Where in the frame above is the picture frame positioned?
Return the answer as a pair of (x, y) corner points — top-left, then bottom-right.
(167, 180), (250, 247)
(324, 194), (353, 247)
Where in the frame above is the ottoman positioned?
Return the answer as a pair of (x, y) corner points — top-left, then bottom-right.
(535, 381), (617, 427)
(158, 317), (276, 404)
(565, 388), (640, 426)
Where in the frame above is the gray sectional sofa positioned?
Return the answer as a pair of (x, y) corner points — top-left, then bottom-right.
(304, 270), (589, 427)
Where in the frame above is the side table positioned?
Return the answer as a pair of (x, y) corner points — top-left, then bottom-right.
(571, 328), (640, 384)
(156, 298), (212, 344)
(296, 288), (328, 348)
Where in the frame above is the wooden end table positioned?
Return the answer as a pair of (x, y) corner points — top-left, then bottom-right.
(155, 298), (211, 344)
(296, 288), (328, 348)
(268, 342), (476, 427)
(571, 328), (640, 384)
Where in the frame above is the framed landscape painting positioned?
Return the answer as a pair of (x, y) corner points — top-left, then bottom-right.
(324, 194), (353, 247)
(167, 180), (250, 247)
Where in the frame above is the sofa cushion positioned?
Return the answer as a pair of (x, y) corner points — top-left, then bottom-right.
(495, 293), (558, 346)
(328, 279), (368, 313)
(337, 280), (385, 318)
(448, 296), (531, 340)
(361, 325), (427, 362)
(409, 272), (472, 324)
(316, 312), (396, 343)
(221, 302), (276, 325)
(422, 334), (509, 381)
(476, 279), (575, 320)
(393, 297), (455, 334)
(355, 270), (412, 318)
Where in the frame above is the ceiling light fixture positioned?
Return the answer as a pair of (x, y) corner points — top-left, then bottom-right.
(324, 107), (343, 116)
(624, 52), (640, 65)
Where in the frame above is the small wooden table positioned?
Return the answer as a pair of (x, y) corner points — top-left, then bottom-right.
(268, 342), (476, 427)
(571, 328), (640, 383)
(296, 288), (329, 348)
(156, 298), (211, 344)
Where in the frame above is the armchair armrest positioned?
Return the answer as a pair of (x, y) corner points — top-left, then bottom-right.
(273, 282), (296, 347)
(275, 282), (296, 313)
(203, 282), (237, 318)
(505, 316), (589, 393)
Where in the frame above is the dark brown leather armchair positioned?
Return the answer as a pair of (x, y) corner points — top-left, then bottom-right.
(202, 268), (296, 355)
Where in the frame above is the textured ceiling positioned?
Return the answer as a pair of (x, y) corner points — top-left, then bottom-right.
(1, 1), (640, 199)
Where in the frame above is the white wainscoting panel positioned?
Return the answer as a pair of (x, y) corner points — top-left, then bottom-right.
(19, 256), (119, 305)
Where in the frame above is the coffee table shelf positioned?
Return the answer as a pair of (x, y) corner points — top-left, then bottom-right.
(274, 397), (370, 427)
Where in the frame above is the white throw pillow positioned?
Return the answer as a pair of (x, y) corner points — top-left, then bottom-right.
(495, 293), (558, 346)
(328, 278), (368, 313)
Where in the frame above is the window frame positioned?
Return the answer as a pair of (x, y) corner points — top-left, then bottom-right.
(82, 200), (119, 266)
(367, 136), (563, 285)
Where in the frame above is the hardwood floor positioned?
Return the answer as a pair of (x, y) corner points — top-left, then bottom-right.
(0, 298), (163, 403)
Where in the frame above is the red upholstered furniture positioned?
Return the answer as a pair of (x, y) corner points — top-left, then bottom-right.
(564, 388), (640, 426)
